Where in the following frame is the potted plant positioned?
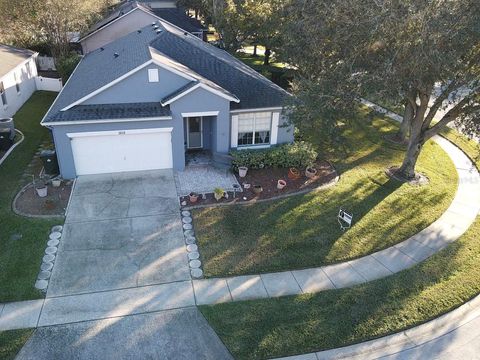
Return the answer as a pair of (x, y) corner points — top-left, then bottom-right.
(238, 166), (248, 178)
(277, 179), (287, 190)
(52, 178), (62, 187)
(305, 167), (317, 179)
(35, 180), (48, 198)
(288, 167), (301, 180)
(214, 187), (225, 201)
(189, 192), (199, 203)
(253, 185), (263, 194)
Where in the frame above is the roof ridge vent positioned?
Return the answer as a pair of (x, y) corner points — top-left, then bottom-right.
(137, 29), (142, 33)
(114, 52), (119, 58)
(153, 25), (159, 30)
(156, 29), (162, 34)
(151, 22), (156, 26)
(99, 47), (104, 51)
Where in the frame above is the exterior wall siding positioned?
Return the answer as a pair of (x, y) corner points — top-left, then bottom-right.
(81, 10), (159, 54)
(51, 118), (183, 179)
(169, 87), (231, 159)
(82, 64), (190, 105)
(276, 113), (295, 144)
(0, 57), (38, 118)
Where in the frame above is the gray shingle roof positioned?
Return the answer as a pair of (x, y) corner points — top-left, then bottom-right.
(160, 80), (198, 104)
(0, 44), (36, 78)
(46, 103), (171, 122)
(152, 8), (205, 33)
(43, 20), (290, 124)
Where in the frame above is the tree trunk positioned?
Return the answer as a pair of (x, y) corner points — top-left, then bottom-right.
(397, 138), (423, 179)
(264, 48), (271, 65)
(396, 99), (414, 142)
(253, 44), (258, 57)
(195, 9), (199, 19)
(396, 88), (431, 180)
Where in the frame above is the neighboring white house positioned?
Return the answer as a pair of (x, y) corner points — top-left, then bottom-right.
(0, 44), (39, 118)
(0, 44), (63, 119)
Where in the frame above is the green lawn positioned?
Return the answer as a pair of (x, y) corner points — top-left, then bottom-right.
(0, 329), (33, 360)
(193, 110), (457, 277)
(0, 91), (58, 302)
(199, 127), (480, 360)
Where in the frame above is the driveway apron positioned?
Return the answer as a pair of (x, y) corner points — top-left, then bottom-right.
(47, 170), (191, 297)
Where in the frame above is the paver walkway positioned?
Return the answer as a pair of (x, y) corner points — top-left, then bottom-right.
(0, 103), (479, 360)
(1, 116), (479, 330)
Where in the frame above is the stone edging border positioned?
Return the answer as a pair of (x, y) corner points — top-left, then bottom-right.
(0, 129), (25, 167)
(183, 161), (340, 211)
(12, 182), (66, 219)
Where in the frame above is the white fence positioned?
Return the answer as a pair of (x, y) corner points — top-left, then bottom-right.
(35, 76), (63, 92)
(37, 56), (56, 71)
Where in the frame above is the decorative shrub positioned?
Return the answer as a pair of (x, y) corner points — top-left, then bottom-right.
(230, 142), (318, 170)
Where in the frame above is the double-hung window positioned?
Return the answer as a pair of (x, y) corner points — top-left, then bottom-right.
(237, 112), (272, 146)
(0, 82), (6, 106)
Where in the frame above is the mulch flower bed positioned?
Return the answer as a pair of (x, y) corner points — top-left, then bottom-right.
(15, 181), (73, 217)
(181, 160), (337, 208)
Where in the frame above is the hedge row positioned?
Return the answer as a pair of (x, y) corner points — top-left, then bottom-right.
(230, 142), (318, 170)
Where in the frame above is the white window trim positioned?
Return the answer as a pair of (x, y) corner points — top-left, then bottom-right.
(237, 112), (273, 148)
(182, 111), (219, 117)
(148, 68), (159, 82)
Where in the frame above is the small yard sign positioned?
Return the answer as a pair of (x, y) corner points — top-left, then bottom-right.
(338, 208), (353, 231)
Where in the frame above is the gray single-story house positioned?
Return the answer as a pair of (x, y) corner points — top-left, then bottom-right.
(79, 1), (206, 54)
(0, 44), (38, 118)
(42, 19), (293, 179)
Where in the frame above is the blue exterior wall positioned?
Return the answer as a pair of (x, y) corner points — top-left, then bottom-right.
(51, 118), (182, 179)
(277, 112), (295, 144)
(170, 87), (231, 155)
(82, 64), (190, 105)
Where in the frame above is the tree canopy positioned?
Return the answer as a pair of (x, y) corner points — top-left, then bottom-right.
(281, 0), (480, 179)
(0, 0), (116, 59)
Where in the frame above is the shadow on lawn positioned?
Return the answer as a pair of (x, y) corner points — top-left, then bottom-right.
(200, 225), (480, 359)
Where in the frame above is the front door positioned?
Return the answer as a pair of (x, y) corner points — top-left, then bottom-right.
(187, 117), (203, 149)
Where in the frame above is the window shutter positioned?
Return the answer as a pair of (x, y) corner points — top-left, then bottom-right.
(270, 112), (280, 145)
(231, 115), (239, 148)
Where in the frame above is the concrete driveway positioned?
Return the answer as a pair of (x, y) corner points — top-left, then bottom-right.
(16, 308), (233, 360)
(47, 170), (190, 297)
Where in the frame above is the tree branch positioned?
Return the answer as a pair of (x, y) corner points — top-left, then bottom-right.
(424, 93), (476, 140)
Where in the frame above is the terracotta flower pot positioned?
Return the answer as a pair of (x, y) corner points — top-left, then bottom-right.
(277, 179), (287, 190)
(288, 167), (301, 180)
(253, 185), (263, 194)
(305, 167), (317, 179)
(238, 166), (248, 178)
(189, 192), (199, 203)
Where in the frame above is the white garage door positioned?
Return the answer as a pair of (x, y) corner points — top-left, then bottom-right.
(69, 128), (173, 175)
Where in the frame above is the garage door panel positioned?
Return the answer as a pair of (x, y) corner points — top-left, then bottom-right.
(71, 130), (173, 176)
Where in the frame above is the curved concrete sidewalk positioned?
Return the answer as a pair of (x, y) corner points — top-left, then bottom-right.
(191, 108), (480, 305)
(0, 104), (478, 334)
(275, 293), (480, 360)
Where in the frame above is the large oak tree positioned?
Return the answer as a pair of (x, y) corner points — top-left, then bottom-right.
(281, 0), (480, 180)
